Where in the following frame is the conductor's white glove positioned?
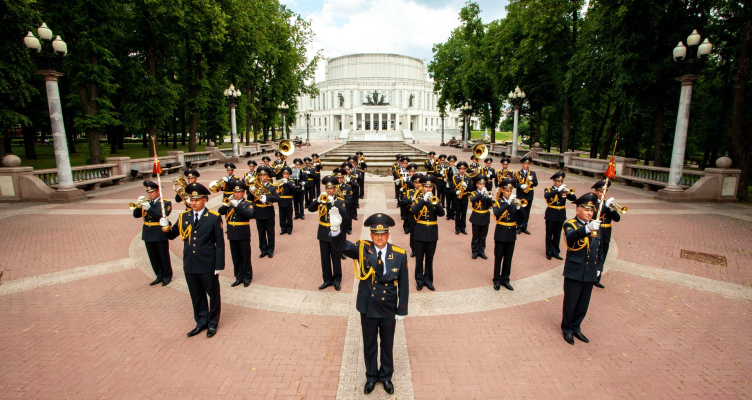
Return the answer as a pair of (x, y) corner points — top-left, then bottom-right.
(159, 217), (170, 227)
(587, 220), (601, 231)
(260, 195), (267, 203)
(423, 192), (432, 202)
(329, 206), (343, 231)
(214, 270), (220, 275)
(606, 197), (615, 208)
(141, 201), (151, 211)
(230, 199), (239, 207)
(222, 176), (230, 182)
(558, 184), (567, 192)
(395, 315), (406, 321)
(520, 184), (527, 190)
(461, 181), (468, 188)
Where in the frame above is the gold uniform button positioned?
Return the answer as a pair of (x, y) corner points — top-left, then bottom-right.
(192, 251), (195, 253)
(383, 290), (386, 293)
(371, 294), (374, 297)
(381, 297), (385, 301)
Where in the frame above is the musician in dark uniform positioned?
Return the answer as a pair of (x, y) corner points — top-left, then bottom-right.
(592, 180), (622, 289)
(445, 155), (458, 219)
(495, 158), (512, 188)
(469, 175), (494, 260)
(243, 160), (258, 199)
(311, 153), (322, 197)
(403, 173), (423, 257)
(424, 151), (436, 174)
(302, 157), (316, 208)
(276, 166), (295, 235)
(291, 159), (307, 220)
(219, 162), (239, 199)
(342, 161), (359, 221)
(134, 180), (173, 286)
(251, 166), (279, 258)
(482, 157), (495, 192)
(561, 192), (603, 345)
(355, 151), (367, 199)
(411, 174), (444, 291)
(396, 164), (417, 233)
(492, 178), (527, 291)
(308, 176), (347, 291)
(544, 172), (577, 260)
(217, 180), (255, 287)
(261, 155), (272, 170)
(513, 156), (538, 234)
(160, 183), (224, 338)
(329, 211), (409, 395)
(452, 161), (472, 235)
(175, 169), (199, 208)
(272, 150), (286, 180)
(334, 168), (354, 236)
(392, 154), (403, 199)
(434, 154), (448, 208)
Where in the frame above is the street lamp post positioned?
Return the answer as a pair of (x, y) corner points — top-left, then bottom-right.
(224, 84), (241, 160)
(440, 110), (445, 145)
(23, 23), (80, 196)
(460, 102), (472, 143)
(663, 30), (713, 192)
(278, 101), (289, 140)
(508, 86), (526, 158)
(305, 109), (312, 143)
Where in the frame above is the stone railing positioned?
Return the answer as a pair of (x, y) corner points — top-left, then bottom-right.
(183, 151), (214, 163)
(128, 155), (181, 177)
(33, 163), (125, 188)
(622, 164), (704, 188)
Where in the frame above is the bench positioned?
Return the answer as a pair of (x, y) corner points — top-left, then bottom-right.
(532, 158), (559, 168)
(162, 162), (183, 174)
(566, 165), (605, 177)
(620, 175), (689, 191)
(52, 175), (127, 190)
(192, 158), (219, 167)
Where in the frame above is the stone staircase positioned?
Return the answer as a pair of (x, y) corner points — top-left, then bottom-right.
(320, 141), (428, 176)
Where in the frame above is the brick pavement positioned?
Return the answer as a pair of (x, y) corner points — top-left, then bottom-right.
(0, 139), (750, 399)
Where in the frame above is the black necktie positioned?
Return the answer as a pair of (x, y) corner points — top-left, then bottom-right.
(377, 251), (382, 266)
(194, 212), (199, 224)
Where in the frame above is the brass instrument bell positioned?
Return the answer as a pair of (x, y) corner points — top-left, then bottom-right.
(128, 197), (150, 210)
(429, 195), (440, 205)
(611, 202), (628, 214)
(222, 197), (232, 206)
(209, 179), (224, 193)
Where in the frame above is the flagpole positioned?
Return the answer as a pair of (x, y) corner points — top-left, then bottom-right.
(595, 134), (619, 223)
(151, 137), (169, 232)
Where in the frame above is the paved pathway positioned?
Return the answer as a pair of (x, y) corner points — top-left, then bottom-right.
(1, 139), (751, 399)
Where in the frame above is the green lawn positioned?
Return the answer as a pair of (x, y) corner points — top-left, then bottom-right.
(468, 130), (514, 142)
(10, 140), (233, 170)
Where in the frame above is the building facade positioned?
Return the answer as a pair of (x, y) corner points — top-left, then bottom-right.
(295, 53), (473, 135)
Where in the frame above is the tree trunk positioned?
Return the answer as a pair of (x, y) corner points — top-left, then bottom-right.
(22, 124), (37, 160)
(599, 102), (622, 159)
(653, 105), (666, 167)
(561, 97), (572, 153)
(245, 79), (252, 145)
(591, 99), (611, 158)
(725, 5), (751, 201)
(64, 113), (77, 154)
(534, 108), (542, 145)
(77, 55), (103, 164)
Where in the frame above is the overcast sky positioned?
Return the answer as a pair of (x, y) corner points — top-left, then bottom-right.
(280, 0), (509, 82)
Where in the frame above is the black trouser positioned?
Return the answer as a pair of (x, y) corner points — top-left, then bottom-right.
(414, 240), (437, 286)
(445, 189), (455, 218)
(518, 195), (533, 231)
(360, 313), (396, 383)
(561, 277), (594, 334)
(256, 217), (275, 254)
(408, 220), (416, 252)
(401, 205), (409, 230)
(394, 183), (400, 199)
(319, 240), (342, 285)
(436, 181), (446, 207)
(350, 195), (358, 220)
(279, 206), (293, 234)
(545, 219), (564, 257)
(229, 239), (252, 283)
(144, 241), (172, 282)
(293, 190), (305, 218)
(455, 198), (468, 232)
(305, 185), (315, 207)
(493, 241), (516, 284)
(314, 178), (321, 197)
(358, 177), (365, 198)
(471, 224), (489, 256)
(597, 235), (611, 283)
(185, 272), (221, 329)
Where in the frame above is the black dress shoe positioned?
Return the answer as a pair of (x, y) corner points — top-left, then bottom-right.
(479, 253), (488, 260)
(410, 252), (415, 257)
(522, 228), (531, 235)
(426, 284), (435, 291)
(546, 254), (552, 260)
(494, 283), (500, 291)
(346, 229), (352, 235)
(594, 282), (605, 289)
(455, 230), (460, 235)
(187, 326), (206, 337)
(552, 255), (563, 260)
(318, 283), (331, 290)
(300, 216), (305, 220)
(268, 253), (274, 258)
(341, 254), (347, 260)
(150, 278), (163, 286)
(243, 281), (251, 287)
(416, 284), (423, 291)
(162, 280), (171, 286)
(352, 216), (358, 220)
(207, 327), (217, 338)
(364, 382), (375, 394)
(231, 280), (242, 287)
(404, 229), (410, 234)
(563, 333), (575, 345)
(573, 332), (589, 343)
(383, 380), (394, 394)
(502, 282), (514, 291)
(461, 229), (467, 235)
(334, 284), (341, 291)
(472, 254), (478, 259)
(259, 253), (267, 258)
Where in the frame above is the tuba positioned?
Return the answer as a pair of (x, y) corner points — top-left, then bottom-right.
(248, 178), (272, 201)
(209, 178), (225, 193)
(466, 144), (488, 178)
(273, 140), (294, 175)
(173, 175), (189, 205)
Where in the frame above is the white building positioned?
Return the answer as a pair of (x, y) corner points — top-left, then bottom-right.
(293, 53), (475, 140)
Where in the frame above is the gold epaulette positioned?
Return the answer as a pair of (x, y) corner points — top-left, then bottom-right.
(391, 246), (406, 254)
(208, 210), (219, 216)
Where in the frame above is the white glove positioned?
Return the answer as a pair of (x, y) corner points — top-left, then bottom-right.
(487, 173), (491, 178)
(606, 197), (615, 208)
(520, 184), (527, 190)
(558, 184), (567, 192)
(455, 190), (461, 196)
(461, 181), (468, 188)
(399, 188), (403, 192)
(329, 196), (336, 205)
(141, 201), (151, 211)
(423, 192), (432, 202)
(222, 176), (230, 182)
(597, 271), (601, 277)
(587, 220), (601, 231)
(481, 188), (488, 197)
(214, 270), (220, 275)
(394, 178), (401, 183)
(508, 194), (517, 202)
(230, 199), (239, 207)
(138, 196), (147, 202)
(395, 315), (406, 321)
(329, 206), (342, 231)
(260, 195), (267, 203)
(159, 217), (170, 227)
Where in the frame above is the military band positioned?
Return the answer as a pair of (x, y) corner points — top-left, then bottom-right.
(312, 153), (323, 198)
(334, 168), (354, 235)
(276, 166), (296, 235)
(342, 161), (359, 221)
(396, 163), (417, 234)
(302, 157), (317, 208)
(251, 166), (279, 258)
(592, 179), (622, 289)
(290, 159), (307, 220)
(220, 162), (239, 198)
(217, 180), (255, 287)
(355, 151), (367, 199)
(445, 155), (458, 219)
(175, 169), (199, 208)
(482, 157), (495, 192)
(496, 158), (512, 187)
(452, 161), (472, 235)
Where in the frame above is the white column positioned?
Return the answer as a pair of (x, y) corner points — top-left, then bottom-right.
(666, 76), (698, 191)
(512, 106), (520, 158)
(370, 113), (374, 130)
(387, 113), (391, 131)
(379, 113), (383, 131)
(230, 105), (238, 157)
(43, 73), (75, 190)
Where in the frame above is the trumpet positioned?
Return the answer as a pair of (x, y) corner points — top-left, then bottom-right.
(129, 197), (150, 210)
(209, 178), (225, 193)
(562, 187), (575, 196)
(610, 202), (628, 214)
(429, 195), (440, 205)
(511, 198), (529, 207)
(222, 197), (233, 206)
(319, 193), (331, 203)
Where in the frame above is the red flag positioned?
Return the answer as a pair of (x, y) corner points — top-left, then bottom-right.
(153, 159), (163, 174)
(605, 156), (616, 179)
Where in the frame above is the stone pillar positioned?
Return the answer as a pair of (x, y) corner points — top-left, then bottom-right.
(41, 72), (77, 193)
(512, 105), (520, 159)
(665, 75), (699, 192)
(106, 157), (132, 179)
(379, 113), (383, 131)
(370, 113), (374, 130)
(387, 113), (391, 131)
